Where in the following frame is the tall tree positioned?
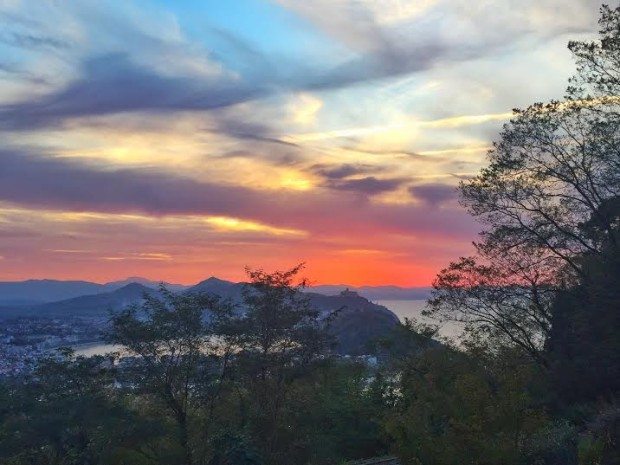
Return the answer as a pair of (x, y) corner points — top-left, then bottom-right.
(428, 5), (620, 365)
(546, 197), (620, 404)
(214, 265), (332, 465)
(107, 288), (230, 465)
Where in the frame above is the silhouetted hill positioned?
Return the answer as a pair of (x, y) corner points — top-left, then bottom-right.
(0, 283), (155, 319)
(0, 277), (429, 305)
(188, 281), (401, 354)
(37, 283), (156, 317)
(0, 279), (402, 354)
(306, 289), (400, 354)
(0, 279), (105, 305)
(187, 277), (241, 300)
(103, 277), (188, 293)
(310, 284), (431, 301)
(0, 278), (187, 306)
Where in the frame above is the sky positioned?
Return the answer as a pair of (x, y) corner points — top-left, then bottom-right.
(0, 0), (604, 285)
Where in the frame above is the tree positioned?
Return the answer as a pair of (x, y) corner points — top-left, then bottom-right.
(428, 244), (556, 367)
(0, 349), (159, 465)
(568, 5), (620, 101)
(384, 344), (550, 465)
(281, 360), (390, 465)
(214, 264), (332, 465)
(428, 5), (620, 365)
(107, 287), (230, 465)
(546, 198), (620, 405)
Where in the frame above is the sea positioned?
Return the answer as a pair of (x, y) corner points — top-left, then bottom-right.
(73, 299), (460, 356)
(376, 299), (463, 340)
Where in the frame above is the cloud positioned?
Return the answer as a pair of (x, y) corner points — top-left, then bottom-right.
(283, 111), (512, 144)
(409, 182), (458, 206)
(290, 93), (323, 125)
(0, 148), (476, 240)
(0, 148), (256, 216)
(309, 163), (378, 180)
(0, 53), (263, 130)
(327, 176), (406, 196)
(0, 0), (601, 134)
(308, 163), (402, 196)
(207, 113), (303, 149)
(101, 252), (172, 261)
(0, 32), (71, 51)
(276, 0), (601, 89)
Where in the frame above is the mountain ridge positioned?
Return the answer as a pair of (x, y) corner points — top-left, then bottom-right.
(0, 277), (431, 307)
(0, 280), (403, 355)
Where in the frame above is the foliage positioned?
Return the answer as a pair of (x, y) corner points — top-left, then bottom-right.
(428, 4), (620, 371)
(211, 264), (336, 464)
(0, 349), (164, 465)
(107, 288), (228, 465)
(384, 344), (550, 465)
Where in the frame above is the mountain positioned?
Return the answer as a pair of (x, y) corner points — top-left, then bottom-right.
(0, 277), (188, 306)
(310, 284), (431, 301)
(187, 280), (400, 354)
(0, 277), (429, 305)
(103, 277), (189, 293)
(0, 278), (402, 355)
(306, 289), (400, 355)
(187, 277), (241, 299)
(0, 283), (156, 319)
(36, 283), (156, 317)
(0, 279), (105, 306)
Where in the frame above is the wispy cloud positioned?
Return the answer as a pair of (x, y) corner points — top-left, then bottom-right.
(100, 252), (172, 261)
(0, 0), (603, 285)
(283, 111), (513, 142)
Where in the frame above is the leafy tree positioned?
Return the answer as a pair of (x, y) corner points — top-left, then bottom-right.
(428, 245), (556, 367)
(385, 345), (549, 465)
(546, 198), (620, 405)
(213, 264), (333, 465)
(428, 5), (620, 367)
(568, 5), (620, 101)
(107, 288), (230, 465)
(280, 360), (390, 465)
(0, 349), (159, 465)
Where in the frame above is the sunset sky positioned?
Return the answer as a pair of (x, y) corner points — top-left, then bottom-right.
(0, 0), (603, 285)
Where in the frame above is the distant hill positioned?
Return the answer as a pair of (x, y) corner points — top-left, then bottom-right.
(0, 279), (105, 306)
(36, 283), (157, 317)
(310, 284), (431, 301)
(187, 279), (400, 354)
(187, 277), (241, 300)
(103, 277), (189, 293)
(0, 278), (401, 355)
(0, 277), (429, 306)
(0, 283), (156, 319)
(0, 278), (188, 306)
(306, 289), (400, 355)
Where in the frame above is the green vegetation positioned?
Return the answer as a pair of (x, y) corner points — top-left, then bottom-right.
(1, 5), (618, 465)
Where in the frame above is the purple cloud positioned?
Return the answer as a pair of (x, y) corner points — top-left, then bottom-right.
(409, 183), (458, 206)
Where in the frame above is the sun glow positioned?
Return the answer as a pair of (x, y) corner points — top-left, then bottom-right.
(204, 216), (307, 236)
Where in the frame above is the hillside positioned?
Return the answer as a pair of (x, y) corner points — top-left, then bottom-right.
(0, 283), (156, 319)
(187, 280), (400, 354)
(0, 277), (429, 306)
(0, 278), (187, 306)
(0, 279), (106, 306)
(0, 279), (401, 355)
